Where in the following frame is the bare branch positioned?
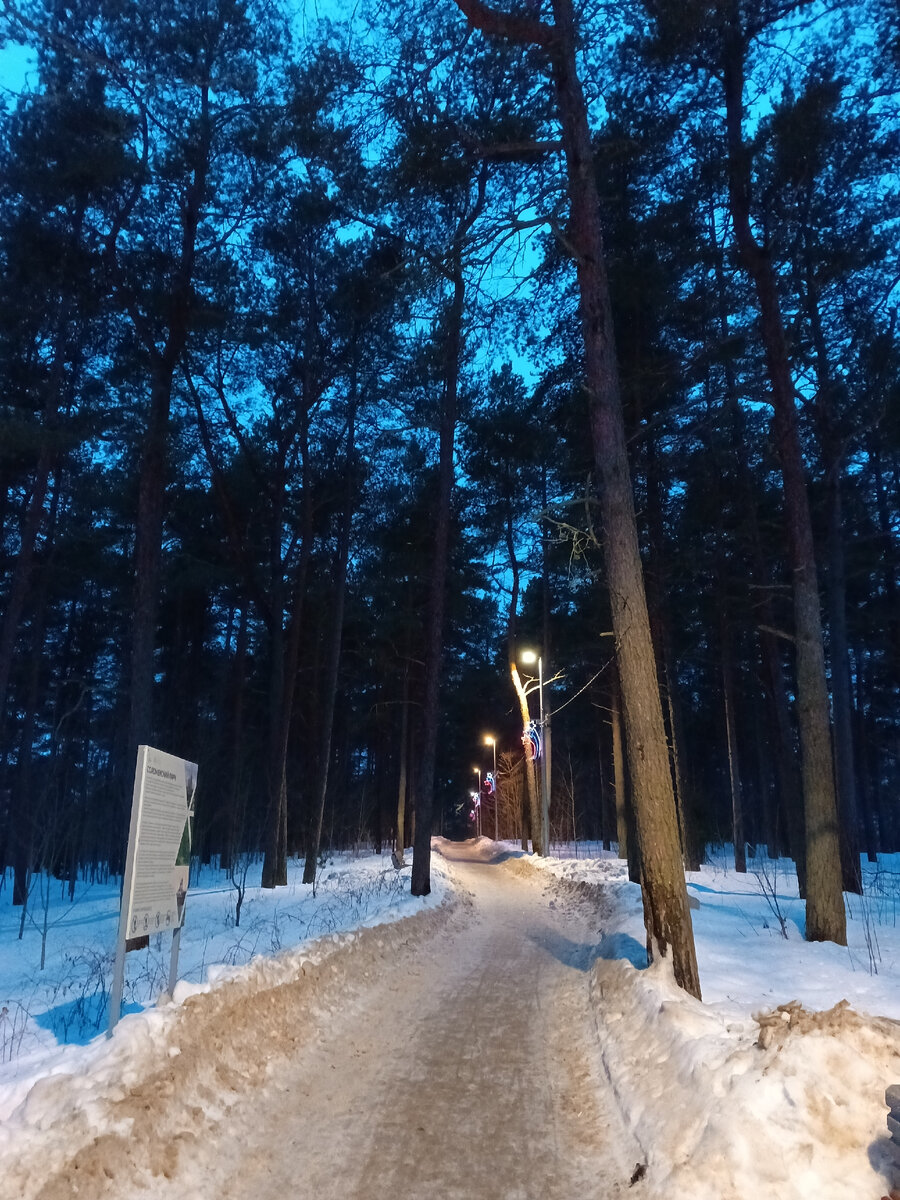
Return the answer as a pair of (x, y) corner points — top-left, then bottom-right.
(469, 138), (563, 161)
(757, 623), (796, 644)
(451, 0), (557, 49)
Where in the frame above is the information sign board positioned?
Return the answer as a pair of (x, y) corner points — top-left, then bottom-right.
(124, 746), (196, 937)
(108, 745), (197, 1033)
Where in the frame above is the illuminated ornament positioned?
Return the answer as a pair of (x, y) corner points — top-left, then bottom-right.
(524, 721), (542, 761)
(483, 772), (496, 795)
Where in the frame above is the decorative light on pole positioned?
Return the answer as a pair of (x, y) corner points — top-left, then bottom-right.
(520, 650), (549, 848)
(484, 735), (498, 841)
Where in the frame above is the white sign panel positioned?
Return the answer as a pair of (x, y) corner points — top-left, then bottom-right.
(109, 744), (198, 1035)
(124, 745), (197, 938)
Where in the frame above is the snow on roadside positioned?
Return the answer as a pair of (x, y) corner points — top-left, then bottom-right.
(0, 849), (453, 1199)
(5, 835), (900, 1199)
(523, 844), (900, 1200)
(0, 850), (448, 1087)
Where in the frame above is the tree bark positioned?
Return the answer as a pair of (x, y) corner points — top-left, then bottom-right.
(0, 307), (69, 734)
(853, 647), (880, 857)
(721, 627), (746, 873)
(551, 0), (699, 991)
(411, 256), (463, 895)
(395, 664), (410, 862)
(222, 602), (249, 873)
(411, 162), (487, 892)
(540, 465), (552, 854)
(709, 192), (806, 889)
(125, 84), (211, 778)
(707, 413), (747, 873)
(262, 413), (314, 889)
(610, 666), (632, 872)
(645, 431), (700, 869)
(452, 0), (699, 992)
(868, 429), (900, 685)
(505, 508), (543, 855)
(805, 263), (862, 893)
(511, 661), (543, 854)
(303, 408), (356, 885)
(721, 24), (845, 943)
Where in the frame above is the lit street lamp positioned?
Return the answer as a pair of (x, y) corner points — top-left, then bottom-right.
(484, 735), (498, 841)
(520, 649), (543, 726)
(520, 649), (550, 851)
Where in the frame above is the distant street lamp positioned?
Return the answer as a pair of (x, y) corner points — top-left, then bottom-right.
(484, 735), (498, 841)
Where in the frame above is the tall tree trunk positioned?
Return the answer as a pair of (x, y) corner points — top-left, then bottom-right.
(12, 584), (49, 909)
(505, 508), (543, 855)
(753, 691), (779, 859)
(0, 311), (69, 733)
(710, 196), (806, 891)
(610, 666), (630, 869)
(645, 431), (699, 869)
(395, 664), (410, 862)
(11, 474), (57, 906)
(456, 0), (700, 990)
(407, 722), (418, 851)
(125, 87), (210, 780)
(721, 25), (845, 944)
(261, 595), (288, 887)
(597, 703), (612, 851)
(412, 221), (475, 894)
(303, 411), (356, 885)
(520, 773), (531, 852)
(222, 603), (249, 872)
(547, 0), (698, 992)
(707, 416), (747, 873)
(511, 660), (542, 854)
(805, 259), (862, 893)
(721, 627), (746, 873)
(262, 416), (314, 889)
(540, 464), (552, 855)
(868, 426), (900, 685)
(853, 647), (880, 857)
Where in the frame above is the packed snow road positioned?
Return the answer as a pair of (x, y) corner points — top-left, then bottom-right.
(14, 841), (639, 1200)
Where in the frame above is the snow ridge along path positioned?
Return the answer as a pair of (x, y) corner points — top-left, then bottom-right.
(3, 839), (638, 1200)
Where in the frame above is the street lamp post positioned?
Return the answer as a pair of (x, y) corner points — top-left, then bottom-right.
(520, 649), (549, 850)
(484, 735), (498, 840)
(472, 766), (481, 837)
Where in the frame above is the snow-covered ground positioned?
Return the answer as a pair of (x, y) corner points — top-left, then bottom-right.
(0, 851), (448, 1115)
(0, 840), (898, 1200)
(533, 844), (900, 1200)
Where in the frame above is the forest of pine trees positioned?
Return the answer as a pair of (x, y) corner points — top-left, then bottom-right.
(0, 0), (897, 973)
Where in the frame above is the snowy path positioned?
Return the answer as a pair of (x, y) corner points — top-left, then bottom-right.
(17, 845), (638, 1200)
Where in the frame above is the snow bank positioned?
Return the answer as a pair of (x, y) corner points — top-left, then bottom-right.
(522, 844), (900, 1200)
(0, 850), (455, 1200)
(0, 849), (448, 1085)
(592, 954), (900, 1200)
